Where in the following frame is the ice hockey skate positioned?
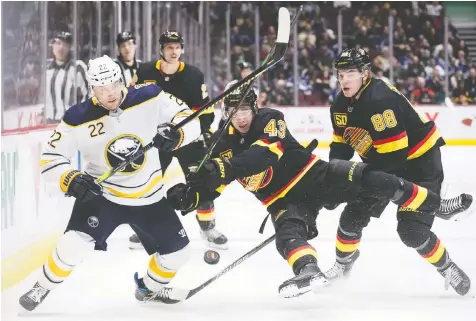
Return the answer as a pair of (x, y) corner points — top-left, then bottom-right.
(197, 217), (229, 250)
(278, 263), (329, 298)
(439, 262), (471, 296)
(324, 249), (361, 282)
(133, 272), (180, 304)
(129, 233), (144, 250)
(19, 282), (50, 312)
(437, 193), (473, 221)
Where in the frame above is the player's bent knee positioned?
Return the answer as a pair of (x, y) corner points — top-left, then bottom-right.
(339, 210), (372, 233)
(396, 220), (431, 248)
(158, 243), (192, 270)
(275, 219), (308, 257)
(57, 230), (95, 265)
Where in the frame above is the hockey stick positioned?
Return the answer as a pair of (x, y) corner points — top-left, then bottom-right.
(194, 5), (302, 172)
(164, 234), (276, 303)
(94, 6), (298, 184)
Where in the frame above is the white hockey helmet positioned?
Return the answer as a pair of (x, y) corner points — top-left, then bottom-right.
(87, 55), (122, 87)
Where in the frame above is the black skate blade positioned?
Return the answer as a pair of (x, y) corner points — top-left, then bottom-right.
(279, 274), (330, 298)
(18, 306), (32, 315)
(279, 284), (312, 298)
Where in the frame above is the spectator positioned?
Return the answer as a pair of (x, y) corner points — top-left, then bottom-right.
(411, 76), (436, 104)
(455, 50), (470, 75)
(373, 46), (396, 77)
(407, 55), (427, 78)
(463, 68), (476, 104)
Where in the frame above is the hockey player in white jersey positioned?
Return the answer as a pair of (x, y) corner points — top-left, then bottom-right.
(19, 55), (201, 311)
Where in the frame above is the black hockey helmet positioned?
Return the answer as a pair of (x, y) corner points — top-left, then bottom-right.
(222, 88), (258, 118)
(116, 31), (135, 46)
(159, 30), (184, 50)
(237, 61), (252, 71)
(51, 31), (72, 45)
(333, 48), (371, 72)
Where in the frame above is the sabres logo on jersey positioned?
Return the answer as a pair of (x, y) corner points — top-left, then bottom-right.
(105, 134), (146, 174)
(237, 166), (273, 192)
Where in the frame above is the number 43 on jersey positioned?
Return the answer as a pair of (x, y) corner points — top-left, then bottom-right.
(264, 119), (286, 138)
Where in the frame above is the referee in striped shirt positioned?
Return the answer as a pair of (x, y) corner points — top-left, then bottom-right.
(114, 31), (141, 86)
(45, 31), (88, 123)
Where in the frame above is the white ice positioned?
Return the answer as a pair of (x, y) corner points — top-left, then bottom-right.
(2, 147), (475, 321)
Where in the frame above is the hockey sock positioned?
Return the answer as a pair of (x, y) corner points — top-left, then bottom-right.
(196, 203), (216, 231)
(336, 224), (361, 262)
(416, 232), (451, 270)
(38, 231), (94, 290)
(285, 241), (318, 275)
(361, 172), (440, 212)
(144, 244), (191, 292)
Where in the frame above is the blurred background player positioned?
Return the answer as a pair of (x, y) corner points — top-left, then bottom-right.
(114, 31), (141, 86)
(45, 31), (88, 124)
(224, 61), (259, 96)
(19, 55), (202, 311)
(325, 48), (471, 296)
(219, 61), (261, 129)
(129, 30), (228, 250)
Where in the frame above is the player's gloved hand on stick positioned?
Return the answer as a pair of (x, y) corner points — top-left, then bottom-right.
(61, 170), (103, 202)
(153, 123), (183, 152)
(187, 158), (234, 190)
(167, 183), (214, 216)
(203, 129), (214, 146)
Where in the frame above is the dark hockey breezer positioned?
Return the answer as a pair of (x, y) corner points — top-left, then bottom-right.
(165, 88), (472, 299)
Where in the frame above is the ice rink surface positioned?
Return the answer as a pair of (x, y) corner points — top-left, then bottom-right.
(2, 147), (475, 321)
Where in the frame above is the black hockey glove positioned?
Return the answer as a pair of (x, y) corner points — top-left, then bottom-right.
(323, 203), (340, 211)
(167, 183), (215, 216)
(187, 158), (234, 190)
(60, 170), (103, 202)
(153, 123), (184, 152)
(203, 129), (214, 147)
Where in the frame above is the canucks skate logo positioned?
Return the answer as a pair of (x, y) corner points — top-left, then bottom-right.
(105, 134), (146, 174)
(343, 127), (372, 157)
(237, 166), (273, 192)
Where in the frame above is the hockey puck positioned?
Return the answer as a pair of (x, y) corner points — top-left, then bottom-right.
(204, 250), (220, 265)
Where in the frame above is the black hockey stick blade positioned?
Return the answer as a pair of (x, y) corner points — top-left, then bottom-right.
(163, 234), (277, 303)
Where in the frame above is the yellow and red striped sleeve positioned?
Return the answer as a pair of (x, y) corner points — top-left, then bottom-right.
(407, 125), (442, 160)
(251, 139), (285, 160)
(372, 131), (409, 154)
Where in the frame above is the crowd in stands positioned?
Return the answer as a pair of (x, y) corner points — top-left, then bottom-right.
(2, 1), (475, 110)
(225, 1), (476, 106)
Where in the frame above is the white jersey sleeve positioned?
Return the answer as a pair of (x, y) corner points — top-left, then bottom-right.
(156, 91), (201, 148)
(40, 121), (78, 192)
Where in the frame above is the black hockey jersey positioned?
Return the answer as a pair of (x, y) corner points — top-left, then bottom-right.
(131, 60), (214, 133)
(329, 78), (445, 172)
(114, 56), (141, 86)
(209, 108), (319, 207)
